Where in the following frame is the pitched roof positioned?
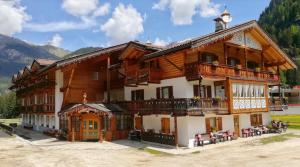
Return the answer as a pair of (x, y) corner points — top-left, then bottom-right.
(142, 20), (297, 70)
(36, 59), (57, 66)
(56, 43), (128, 67)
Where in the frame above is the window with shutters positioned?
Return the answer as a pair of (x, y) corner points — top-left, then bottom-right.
(205, 117), (222, 133)
(131, 89), (144, 100)
(156, 86), (173, 99)
(161, 118), (170, 134)
(250, 114), (262, 126)
(193, 85), (212, 98)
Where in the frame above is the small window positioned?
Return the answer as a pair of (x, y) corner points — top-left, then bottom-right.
(89, 120), (93, 129)
(84, 121), (86, 129)
(227, 57), (240, 67)
(131, 89), (144, 100)
(94, 121), (98, 130)
(202, 52), (218, 64)
(92, 72), (99, 80)
(247, 61), (258, 70)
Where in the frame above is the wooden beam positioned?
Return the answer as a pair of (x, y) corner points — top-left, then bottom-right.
(261, 51), (265, 70)
(107, 56), (111, 103)
(62, 67), (75, 106)
(164, 57), (183, 72)
(223, 43), (228, 65)
(265, 61), (286, 67)
(174, 115), (178, 148)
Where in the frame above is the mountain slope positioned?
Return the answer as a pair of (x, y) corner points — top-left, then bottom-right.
(64, 47), (102, 58)
(41, 45), (70, 58)
(258, 0), (300, 86)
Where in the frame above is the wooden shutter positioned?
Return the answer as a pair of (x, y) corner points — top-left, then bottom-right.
(168, 86), (173, 98)
(135, 117), (141, 130)
(258, 114), (263, 125)
(217, 117), (222, 131)
(205, 118), (211, 133)
(131, 91), (136, 101)
(156, 87), (161, 99)
(161, 118), (170, 134)
(193, 85), (199, 97)
(206, 86), (212, 98)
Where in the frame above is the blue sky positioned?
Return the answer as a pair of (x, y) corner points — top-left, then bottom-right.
(1, 0), (271, 51)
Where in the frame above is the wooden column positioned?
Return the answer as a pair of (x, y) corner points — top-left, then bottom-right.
(106, 56), (111, 103)
(174, 115), (178, 148)
(99, 116), (103, 142)
(223, 43), (228, 65)
(261, 51), (264, 70)
(243, 32), (248, 70)
(277, 65), (281, 97)
(67, 115), (72, 141)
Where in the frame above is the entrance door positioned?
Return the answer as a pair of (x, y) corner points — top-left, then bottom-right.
(82, 117), (100, 141)
(233, 115), (240, 137)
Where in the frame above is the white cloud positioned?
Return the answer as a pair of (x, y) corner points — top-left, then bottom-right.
(25, 20), (96, 32)
(93, 3), (110, 17)
(62, 0), (109, 18)
(153, 38), (170, 46)
(47, 34), (63, 47)
(152, 0), (220, 25)
(101, 4), (144, 44)
(0, 1), (30, 36)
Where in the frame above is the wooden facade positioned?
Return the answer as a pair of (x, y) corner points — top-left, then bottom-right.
(11, 20), (296, 144)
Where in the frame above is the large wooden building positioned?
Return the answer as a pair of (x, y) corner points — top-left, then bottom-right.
(11, 19), (296, 147)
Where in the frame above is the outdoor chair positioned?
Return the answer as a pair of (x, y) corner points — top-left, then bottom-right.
(248, 128), (255, 137)
(241, 128), (249, 138)
(209, 132), (217, 144)
(194, 134), (204, 147)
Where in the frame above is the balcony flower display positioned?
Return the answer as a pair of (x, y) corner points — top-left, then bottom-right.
(235, 64), (242, 70)
(212, 60), (219, 66)
(255, 67), (261, 73)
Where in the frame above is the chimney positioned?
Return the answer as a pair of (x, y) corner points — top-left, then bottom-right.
(214, 17), (225, 32)
(213, 6), (232, 32)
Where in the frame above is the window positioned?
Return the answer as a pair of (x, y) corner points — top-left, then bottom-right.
(227, 57), (240, 67)
(201, 52), (218, 64)
(247, 61), (258, 70)
(131, 89), (144, 100)
(205, 117), (222, 133)
(94, 121), (98, 130)
(46, 116), (50, 127)
(92, 72), (99, 80)
(102, 116), (110, 131)
(193, 85), (212, 98)
(116, 115), (123, 130)
(71, 116), (80, 132)
(89, 120), (93, 129)
(161, 118), (170, 134)
(156, 86), (173, 99)
(116, 115), (133, 130)
(250, 114), (262, 126)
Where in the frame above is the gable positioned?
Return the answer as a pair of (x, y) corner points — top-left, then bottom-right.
(227, 31), (262, 50)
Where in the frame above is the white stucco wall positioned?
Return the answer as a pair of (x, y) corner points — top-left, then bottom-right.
(143, 115), (175, 133)
(222, 115), (234, 132)
(239, 114), (251, 132)
(262, 112), (271, 126)
(55, 70), (64, 130)
(124, 77), (216, 101)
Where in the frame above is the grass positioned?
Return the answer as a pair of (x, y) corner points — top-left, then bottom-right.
(271, 115), (300, 129)
(260, 133), (300, 145)
(139, 148), (171, 156)
(0, 118), (21, 126)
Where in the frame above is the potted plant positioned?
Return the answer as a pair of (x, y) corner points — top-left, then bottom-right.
(255, 67), (261, 73)
(235, 64), (242, 70)
(212, 60), (219, 66)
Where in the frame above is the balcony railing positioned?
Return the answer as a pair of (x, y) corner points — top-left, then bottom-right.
(16, 79), (56, 95)
(185, 62), (279, 82)
(269, 98), (288, 111)
(125, 67), (161, 85)
(18, 104), (55, 113)
(116, 98), (228, 115)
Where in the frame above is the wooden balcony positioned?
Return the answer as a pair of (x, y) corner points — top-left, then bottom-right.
(18, 104), (55, 113)
(116, 98), (228, 116)
(125, 67), (161, 85)
(185, 62), (279, 82)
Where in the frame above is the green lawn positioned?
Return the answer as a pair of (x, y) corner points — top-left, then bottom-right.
(260, 133), (300, 145)
(271, 115), (300, 129)
(0, 118), (21, 126)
